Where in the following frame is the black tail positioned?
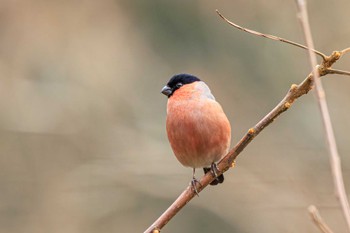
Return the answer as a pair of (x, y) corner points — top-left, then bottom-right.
(203, 167), (224, 185)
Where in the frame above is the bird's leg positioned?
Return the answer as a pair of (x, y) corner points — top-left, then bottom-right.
(191, 168), (201, 196)
(210, 163), (220, 178)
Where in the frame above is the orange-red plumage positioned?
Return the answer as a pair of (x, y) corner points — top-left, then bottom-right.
(162, 74), (231, 187)
(166, 82), (231, 168)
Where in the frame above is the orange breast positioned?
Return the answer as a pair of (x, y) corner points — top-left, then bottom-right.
(166, 84), (231, 168)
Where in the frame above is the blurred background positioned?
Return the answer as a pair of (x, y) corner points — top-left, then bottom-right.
(0, 0), (349, 232)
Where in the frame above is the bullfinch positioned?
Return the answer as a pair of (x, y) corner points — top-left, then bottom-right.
(161, 74), (231, 193)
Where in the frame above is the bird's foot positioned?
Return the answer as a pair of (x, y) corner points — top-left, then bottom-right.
(203, 163), (224, 185)
(210, 163), (220, 178)
(190, 177), (202, 196)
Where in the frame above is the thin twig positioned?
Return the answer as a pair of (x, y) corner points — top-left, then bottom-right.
(341, 47), (350, 55)
(308, 205), (334, 233)
(215, 9), (327, 61)
(326, 68), (350, 77)
(296, 0), (350, 232)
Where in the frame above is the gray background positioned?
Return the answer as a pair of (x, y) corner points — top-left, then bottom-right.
(0, 0), (349, 232)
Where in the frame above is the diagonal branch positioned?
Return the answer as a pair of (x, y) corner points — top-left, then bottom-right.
(144, 9), (350, 232)
(296, 0), (350, 231)
(215, 9), (327, 61)
(308, 205), (334, 233)
(144, 48), (343, 232)
(341, 47), (350, 55)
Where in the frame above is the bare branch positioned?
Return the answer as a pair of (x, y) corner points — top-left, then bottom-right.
(144, 50), (343, 232)
(215, 9), (327, 61)
(296, 0), (350, 231)
(144, 8), (350, 233)
(341, 47), (350, 55)
(326, 68), (350, 77)
(308, 205), (334, 233)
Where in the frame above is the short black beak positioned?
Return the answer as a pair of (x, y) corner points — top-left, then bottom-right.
(161, 85), (172, 97)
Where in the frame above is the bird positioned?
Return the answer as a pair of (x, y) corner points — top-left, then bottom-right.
(161, 73), (231, 193)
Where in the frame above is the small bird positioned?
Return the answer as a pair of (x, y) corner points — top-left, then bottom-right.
(161, 74), (231, 193)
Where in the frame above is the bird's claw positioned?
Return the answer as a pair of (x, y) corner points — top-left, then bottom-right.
(191, 178), (202, 196)
(210, 163), (220, 178)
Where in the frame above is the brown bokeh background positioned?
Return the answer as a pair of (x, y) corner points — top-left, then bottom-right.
(0, 1), (349, 232)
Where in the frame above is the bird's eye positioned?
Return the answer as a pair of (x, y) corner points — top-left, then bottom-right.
(176, 83), (183, 88)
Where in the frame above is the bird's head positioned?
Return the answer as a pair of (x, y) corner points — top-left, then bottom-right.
(161, 74), (201, 98)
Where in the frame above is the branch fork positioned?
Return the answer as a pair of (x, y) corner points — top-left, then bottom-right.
(144, 8), (350, 233)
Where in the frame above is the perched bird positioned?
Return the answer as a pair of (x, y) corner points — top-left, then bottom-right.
(161, 74), (231, 193)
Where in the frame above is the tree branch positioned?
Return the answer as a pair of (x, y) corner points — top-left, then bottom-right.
(308, 205), (334, 233)
(326, 68), (350, 77)
(215, 9), (327, 61)
(341, 47), (350, 55)
(144, 48), (344, 232)
(144, 9), (350, 233)
(296, 0), (350, 231)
